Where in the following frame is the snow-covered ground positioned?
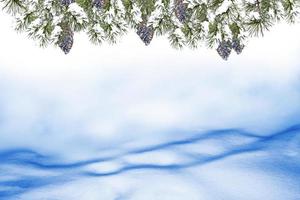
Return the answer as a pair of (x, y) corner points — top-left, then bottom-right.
(0, 12), (300, 200)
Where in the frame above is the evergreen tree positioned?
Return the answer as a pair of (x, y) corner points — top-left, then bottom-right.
(1, 0), (299, 59)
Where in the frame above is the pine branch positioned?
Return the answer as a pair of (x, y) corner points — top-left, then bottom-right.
(1, 0), (300, 59)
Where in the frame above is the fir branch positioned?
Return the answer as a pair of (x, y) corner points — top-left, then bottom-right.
(1, 0), (300, 59)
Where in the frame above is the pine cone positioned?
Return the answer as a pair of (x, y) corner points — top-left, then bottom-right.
(60, 0), (74, 6)
(217, 40), (232, 60)
(232, 38), (245, 55)
(93, 0), (108, 9)
(137, 22), (154, 46)
(59, 27), (74, 54)
(174, 0), (188, 23)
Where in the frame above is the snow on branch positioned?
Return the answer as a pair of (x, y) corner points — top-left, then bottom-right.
(1, 0), (300, 59)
